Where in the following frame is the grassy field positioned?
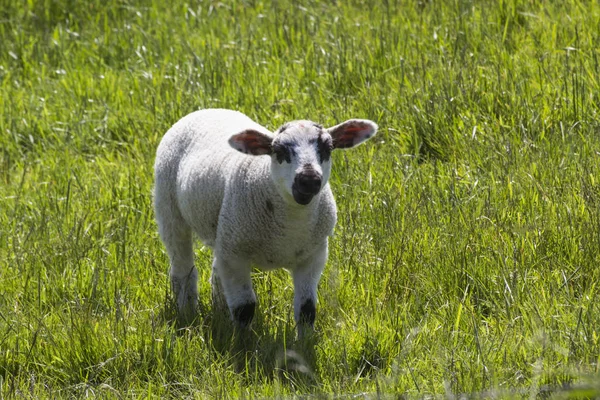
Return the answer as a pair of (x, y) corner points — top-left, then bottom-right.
(1, 0), (600, 397)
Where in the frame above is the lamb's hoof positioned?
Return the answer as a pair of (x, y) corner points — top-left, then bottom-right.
(172, 274), (199, 326)
(175, 290), (198, 326)
(299, 299), (316, 326)
(296, 299), (316, 340)
(233, 302), (256, 328)
(297, 323), (316, 341)
(176, 302), (198, 327)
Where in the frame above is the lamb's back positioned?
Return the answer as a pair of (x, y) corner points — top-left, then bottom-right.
(162, 109), (271, 246)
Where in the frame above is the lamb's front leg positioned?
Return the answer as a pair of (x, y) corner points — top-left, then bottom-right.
(292, 243), (327, 338)
(213, 254), (256, 328)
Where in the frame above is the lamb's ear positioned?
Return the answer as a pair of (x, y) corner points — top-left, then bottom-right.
(327, 119), (378, 149)
(228, 129), (273, 155)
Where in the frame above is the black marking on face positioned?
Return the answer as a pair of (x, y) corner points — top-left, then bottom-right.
(233, 301), (256, 328)
(265, 199), (274, 213)
(272, 142), (294, 164)
(278, 123), (290, 134)
(317, 134), (333, 163)
(299, 299), (316, 326)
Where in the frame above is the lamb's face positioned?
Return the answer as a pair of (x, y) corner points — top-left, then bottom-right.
(270, 121), (333, 205)
(228, 117), (378, 206)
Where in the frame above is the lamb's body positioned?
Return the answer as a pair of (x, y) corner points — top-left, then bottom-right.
(156, 109), (336, 269)
(154, 108), (376, 332)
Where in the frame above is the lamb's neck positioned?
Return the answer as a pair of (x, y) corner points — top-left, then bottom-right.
(285, 198), (320, 220)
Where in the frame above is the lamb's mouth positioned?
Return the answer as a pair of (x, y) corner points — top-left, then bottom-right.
(292, 186), (316, 205)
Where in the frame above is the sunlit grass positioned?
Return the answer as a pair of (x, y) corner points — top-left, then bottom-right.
(1, 0), (600, 397)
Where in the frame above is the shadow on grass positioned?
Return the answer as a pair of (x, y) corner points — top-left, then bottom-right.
(209, 308), (320, 391)
(160, 296), (321, 392)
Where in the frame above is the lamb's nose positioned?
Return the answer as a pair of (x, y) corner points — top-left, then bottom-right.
(295, 168), (322, 195)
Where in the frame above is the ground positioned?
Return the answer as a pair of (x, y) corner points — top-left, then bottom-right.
(1, 0), (600, 397)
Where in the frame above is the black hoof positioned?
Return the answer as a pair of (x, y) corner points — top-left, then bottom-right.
(233, 302), (256, 328)
(299, 299), (316, 326)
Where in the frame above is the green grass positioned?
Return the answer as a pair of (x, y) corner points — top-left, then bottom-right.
(2, 0), (600, 397)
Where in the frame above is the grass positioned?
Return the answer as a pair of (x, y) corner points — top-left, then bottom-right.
(1, 0), (600, 397)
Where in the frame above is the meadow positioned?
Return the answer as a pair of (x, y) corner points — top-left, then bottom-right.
(1, 0), (600, 397)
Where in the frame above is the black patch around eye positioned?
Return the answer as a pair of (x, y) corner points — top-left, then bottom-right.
(317, 135), (333, 163)
(272, 143), (293, 164)
(278, 123), (290, 134)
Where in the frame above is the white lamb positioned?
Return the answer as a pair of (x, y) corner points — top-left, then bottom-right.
(154, 109), (377, 334)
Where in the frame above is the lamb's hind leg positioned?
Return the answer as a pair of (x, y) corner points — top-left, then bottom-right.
(155, 199), (198, 323)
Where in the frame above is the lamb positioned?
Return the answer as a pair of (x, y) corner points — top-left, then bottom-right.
(154, 109), (377, 335)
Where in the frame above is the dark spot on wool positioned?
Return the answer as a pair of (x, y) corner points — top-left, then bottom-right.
(295, 249), (305, 258)
(266, 199), (274, 213)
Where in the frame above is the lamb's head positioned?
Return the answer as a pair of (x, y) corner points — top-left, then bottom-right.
(229, 119), (378, 205)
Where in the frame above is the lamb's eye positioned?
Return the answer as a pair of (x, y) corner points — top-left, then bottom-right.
(317, 136), (333, 163)
(273, 144), (292, 164)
